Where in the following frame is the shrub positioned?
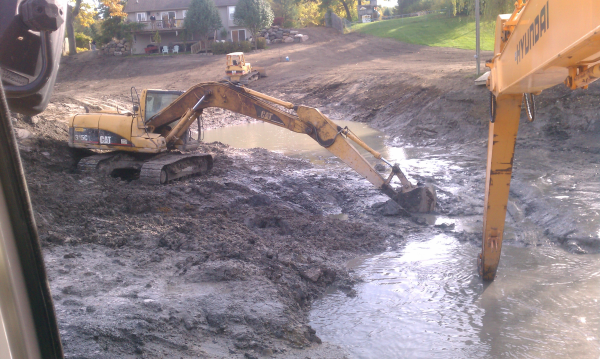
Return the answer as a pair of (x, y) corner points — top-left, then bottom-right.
(211, 40), (254, 54)
(239, 40), (252, 52)
(219, 28), (228, 40)
(211, 41), (229, 54)
(74, 32), (92, 48)
(257, 37), (266, 49)
(152, 31), (161, 44)
(282, 19), (294, 28)
(273, 17), (283, 26)
(76, 47), (89, 53)
(383, 8), (391, 16)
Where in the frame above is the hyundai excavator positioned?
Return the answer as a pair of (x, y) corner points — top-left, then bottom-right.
(479, 0), (600, 280)
(68, 82), (437, 213)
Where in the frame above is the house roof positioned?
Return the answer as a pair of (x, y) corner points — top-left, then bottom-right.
(124, 0), (237, 13)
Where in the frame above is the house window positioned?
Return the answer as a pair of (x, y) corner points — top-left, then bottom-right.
(137, 12), (147, 22)
(228, 6), (235, 21)
(182, 10), (187, 18)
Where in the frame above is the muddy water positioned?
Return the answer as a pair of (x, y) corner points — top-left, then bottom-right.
(310, 236), (600, 358)
(203, 120), (386, 164)
(204, 121), (600, 358)
(203, 120), (458, 183)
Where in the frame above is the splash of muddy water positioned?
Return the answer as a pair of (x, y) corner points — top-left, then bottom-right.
(204, 121), (600, 358)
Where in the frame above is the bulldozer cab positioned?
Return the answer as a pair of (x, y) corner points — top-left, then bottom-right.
(226, 52), (245, 68)
(143, 90), (184, 122)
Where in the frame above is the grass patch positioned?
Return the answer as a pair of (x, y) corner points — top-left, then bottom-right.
(352, 15), (495, 51)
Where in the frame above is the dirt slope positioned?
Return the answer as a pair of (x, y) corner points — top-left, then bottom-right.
(11, 26), (600, 358)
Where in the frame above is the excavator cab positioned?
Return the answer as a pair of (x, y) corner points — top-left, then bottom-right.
(143, 90), (184, 122)
(141, 90), (201, 152)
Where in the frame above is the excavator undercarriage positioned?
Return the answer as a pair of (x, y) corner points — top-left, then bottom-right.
(69, 82), (436, 213)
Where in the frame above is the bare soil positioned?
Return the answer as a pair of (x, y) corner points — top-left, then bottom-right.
(11, 27), (600, 358)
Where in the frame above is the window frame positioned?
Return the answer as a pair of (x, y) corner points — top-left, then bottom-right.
(136, 12), (147, 22)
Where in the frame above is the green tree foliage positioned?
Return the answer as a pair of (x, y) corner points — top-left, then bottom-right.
(392, 0), (513, 17)
(395, 0), (429, 16)
(383, 7), (391, 16)
(272, 0), (299, 24)
(428, 0), (514, 17)
(233, 0), (274, 49)
(297, 1), (326, 26)
(321, 0), (355, 21)
(95, 1), (144, 45)
(184, 0), (222, 51)
(74, 32), (92, 48)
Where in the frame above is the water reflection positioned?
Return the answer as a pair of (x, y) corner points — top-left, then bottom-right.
(203, 120), (385, 161)
(203, 120), (454, 182)
(309, 235), (600, 359)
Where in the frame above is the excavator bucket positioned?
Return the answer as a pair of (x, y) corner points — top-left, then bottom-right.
(394, 184), (437, 213)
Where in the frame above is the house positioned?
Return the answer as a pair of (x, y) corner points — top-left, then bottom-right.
(123, 0), (249, 54)
(357, 0), (378, 23)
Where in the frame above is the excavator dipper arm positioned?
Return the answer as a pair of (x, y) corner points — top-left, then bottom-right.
(148, 82), (436, 213)
(481, 0), (600, 280)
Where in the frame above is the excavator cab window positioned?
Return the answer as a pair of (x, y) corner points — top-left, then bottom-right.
(144, 90), (183, 122)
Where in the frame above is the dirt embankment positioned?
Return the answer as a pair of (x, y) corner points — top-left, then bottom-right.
(11, 26), (600, 358)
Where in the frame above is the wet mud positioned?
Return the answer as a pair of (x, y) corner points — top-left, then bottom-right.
(10, 27), (600, 358)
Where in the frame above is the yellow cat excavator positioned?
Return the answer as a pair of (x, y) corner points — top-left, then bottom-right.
(68, 82), (437, 213)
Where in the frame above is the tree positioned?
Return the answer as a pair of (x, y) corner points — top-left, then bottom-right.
(233, 0), (274, 50)
(101, 0), (126, 17)
(297, 1), (325, 26)
(153, 31), (162, 46)
(76, 1), (97, 27)
(96, 0), (131, 44)
(179, 29), (190, 52)
(66, 0), (83, 55)
(272, 0), (299, 24)
(184, 0), (222, 52)
(320, 0), (355, 22)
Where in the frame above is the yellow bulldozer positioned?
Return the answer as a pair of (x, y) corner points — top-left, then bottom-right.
(68, 82), (436, 213)
(224, 52), (267, 84)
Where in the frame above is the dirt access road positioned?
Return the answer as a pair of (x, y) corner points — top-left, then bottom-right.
(11, 27), (600, 358)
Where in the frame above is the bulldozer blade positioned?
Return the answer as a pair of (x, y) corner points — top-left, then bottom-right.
(394, 184), (436, 213)
(254, 66), (267, 77)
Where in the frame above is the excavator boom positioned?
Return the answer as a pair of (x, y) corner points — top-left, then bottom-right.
(150, 82), (436, 213)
